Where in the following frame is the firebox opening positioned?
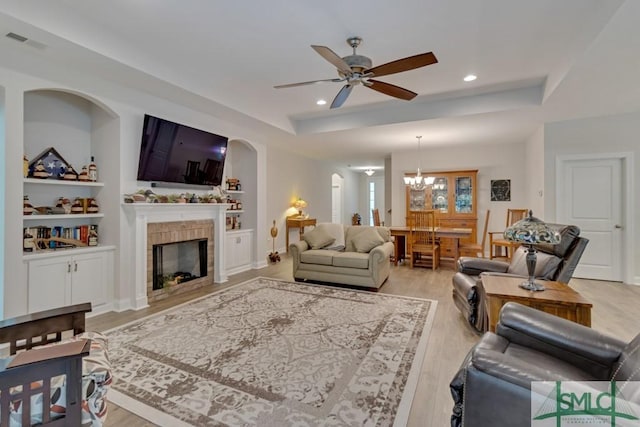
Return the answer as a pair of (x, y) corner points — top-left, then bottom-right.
(153, 238), (208, 290)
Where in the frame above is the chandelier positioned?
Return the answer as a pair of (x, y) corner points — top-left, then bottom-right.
(403, 136), (434, 190)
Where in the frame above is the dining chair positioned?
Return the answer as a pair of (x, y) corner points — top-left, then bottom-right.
(488, 208), (528, 260)
(409, 210), (440, 269)
(459, 209), (490, 258)
(372, 208), (381, 226)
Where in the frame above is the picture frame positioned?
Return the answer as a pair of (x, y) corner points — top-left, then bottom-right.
(490, 179), (511, 201)
(28, 147), (70, 179)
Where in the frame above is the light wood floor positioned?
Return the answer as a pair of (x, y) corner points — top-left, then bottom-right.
(90, 256), (640, 427)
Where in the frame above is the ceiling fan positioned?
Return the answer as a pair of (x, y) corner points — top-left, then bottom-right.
(274, 37), (437, 109)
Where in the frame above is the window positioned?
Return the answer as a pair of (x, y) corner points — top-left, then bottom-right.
(369, 181), (375, 226)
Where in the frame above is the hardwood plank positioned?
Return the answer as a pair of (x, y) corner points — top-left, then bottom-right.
(89, 258), (640, 427)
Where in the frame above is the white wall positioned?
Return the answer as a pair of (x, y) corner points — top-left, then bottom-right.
(391, 142), (529, 241)
(265, 144), (360, 253)
(0, 87), (4, 319)
(544, 112), (639, 284)
(525, 126), (545, 216)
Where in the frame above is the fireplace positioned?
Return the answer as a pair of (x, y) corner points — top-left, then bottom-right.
(146, 220), (214, 302)
(153, 238), (208, 290)
(123, 203), (229, 310)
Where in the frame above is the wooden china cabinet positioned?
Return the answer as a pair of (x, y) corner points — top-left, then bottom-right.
(405, 169), (478, 259)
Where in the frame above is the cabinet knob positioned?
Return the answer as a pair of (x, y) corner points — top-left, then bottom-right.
(74, 261), (78, 272)
(615, 224), (623, 229)
(68, 262), (71, 273)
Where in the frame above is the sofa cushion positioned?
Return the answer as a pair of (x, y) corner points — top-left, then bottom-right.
(351, 227), (385, 253)
(507, 247), (562, 279)
(303, 227), (335, 249)
(332, 252), (370, 269)
(300, 249), (337, 265)
(316, 223), (345, 251)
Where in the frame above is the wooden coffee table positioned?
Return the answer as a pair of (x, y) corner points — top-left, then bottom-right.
(482, 275), (592, 332)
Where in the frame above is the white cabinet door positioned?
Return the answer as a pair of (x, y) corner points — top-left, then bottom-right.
(28, 257), (70, 312)
(225, 231), (253, 272)
(71, 252), (107, 306)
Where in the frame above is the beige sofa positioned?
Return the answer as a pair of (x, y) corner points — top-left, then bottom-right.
(289, 224), (394, 289)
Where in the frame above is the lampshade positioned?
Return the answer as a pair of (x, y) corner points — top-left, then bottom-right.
(504, 211), (561, 245)
(504, 210), (561, 291)
(294, 198), (307, 216)
(365, 169), (375, 176)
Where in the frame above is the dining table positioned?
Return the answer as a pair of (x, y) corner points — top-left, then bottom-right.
(389, 226), (473, 267)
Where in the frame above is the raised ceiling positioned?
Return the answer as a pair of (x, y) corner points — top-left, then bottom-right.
(0, 0), (638, 169)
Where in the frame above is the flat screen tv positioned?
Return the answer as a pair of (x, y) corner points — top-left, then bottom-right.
(136, 114), (228, 187)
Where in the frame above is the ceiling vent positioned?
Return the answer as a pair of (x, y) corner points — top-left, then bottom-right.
(6, 32), (28, 43)
(5, 32), (47, 50)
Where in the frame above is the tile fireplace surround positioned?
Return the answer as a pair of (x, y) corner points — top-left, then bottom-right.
(123, 203), (229, 309)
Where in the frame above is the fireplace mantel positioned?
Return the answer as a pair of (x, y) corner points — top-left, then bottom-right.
(123, 203), (230, 309)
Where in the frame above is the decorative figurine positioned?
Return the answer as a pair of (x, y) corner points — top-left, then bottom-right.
(56, 197), (72, 214)
(32, 160), (49, 179)
(87, 198), (100, 214)
(88, 156), (98, 182)
(71, 197), (84, 214)
(63, 165), (79, 181)
(78, 165), (90, 181)
(23, 195), (35, 215)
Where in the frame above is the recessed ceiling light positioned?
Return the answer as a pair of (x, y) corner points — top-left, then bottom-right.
(316, 99), (327, 105)
(463, 74), (477, 82)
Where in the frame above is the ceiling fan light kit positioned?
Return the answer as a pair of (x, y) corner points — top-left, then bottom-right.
(274, 37), (437, 109)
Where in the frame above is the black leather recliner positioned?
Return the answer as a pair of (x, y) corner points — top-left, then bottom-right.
(452, 223), (588, 332)
(450, 302), (640, 427)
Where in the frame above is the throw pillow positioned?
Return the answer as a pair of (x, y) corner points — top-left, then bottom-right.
(303, 227), (336, 249)
(352, 227), (385, 253)
(508, 246), (562, 279)
(317, 223), (345, 251)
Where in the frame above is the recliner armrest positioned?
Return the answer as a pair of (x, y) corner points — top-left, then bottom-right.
(457, 257), (509, 276)
(497, 302), (626, 377)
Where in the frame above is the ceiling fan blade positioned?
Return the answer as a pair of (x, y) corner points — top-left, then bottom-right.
(367, 52), (437, 77)
(274, 78), (343, 89)
(366, 79), (417, 100)
(330, 84), (353, 109)
(311, 45), (353, 75)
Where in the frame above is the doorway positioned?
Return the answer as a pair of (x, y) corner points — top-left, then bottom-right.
(331, 173), (344, 224)
(556, 153), (633, 282)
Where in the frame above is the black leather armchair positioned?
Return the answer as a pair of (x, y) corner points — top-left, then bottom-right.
(452, 224), (588, 332)
(450, 302), (639, 427)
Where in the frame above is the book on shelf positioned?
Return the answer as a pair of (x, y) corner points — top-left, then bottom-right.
(23, 223), (97, 252)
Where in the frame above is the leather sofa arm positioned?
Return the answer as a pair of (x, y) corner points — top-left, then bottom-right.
(497, 302), (626, 376)
(457, 257), (509, 276)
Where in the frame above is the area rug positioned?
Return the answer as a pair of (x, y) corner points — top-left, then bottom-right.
(106, 277), (437, 426)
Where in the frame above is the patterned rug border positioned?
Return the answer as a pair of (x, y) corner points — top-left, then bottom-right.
(105, 277), (438, 426)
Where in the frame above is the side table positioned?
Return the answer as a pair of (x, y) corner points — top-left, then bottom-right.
(482, 275), (592, 332)
(286, 217), (317, 252)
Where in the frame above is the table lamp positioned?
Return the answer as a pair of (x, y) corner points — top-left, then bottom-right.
(504, 210), (561, 291)
(294, 198), (307, 217)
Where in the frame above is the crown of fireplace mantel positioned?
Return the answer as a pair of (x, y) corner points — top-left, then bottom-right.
(122, 203), (231, 310)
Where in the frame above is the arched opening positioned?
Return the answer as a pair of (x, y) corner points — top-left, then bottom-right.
(331, 173), (344, 224)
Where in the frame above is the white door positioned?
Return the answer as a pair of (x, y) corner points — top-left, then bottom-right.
(558, 158), (622, 281)
(332, 184), (342, 224)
